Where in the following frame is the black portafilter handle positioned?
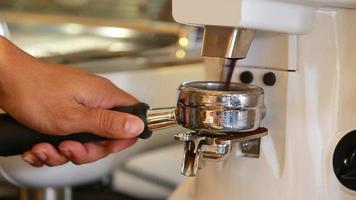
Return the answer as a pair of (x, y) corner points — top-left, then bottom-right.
(0, 103), (151, 157)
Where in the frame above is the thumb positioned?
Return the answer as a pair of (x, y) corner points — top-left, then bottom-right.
(77, 107), (144, 139)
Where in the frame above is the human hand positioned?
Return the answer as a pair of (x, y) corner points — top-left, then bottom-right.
(0, 37), (144, 167)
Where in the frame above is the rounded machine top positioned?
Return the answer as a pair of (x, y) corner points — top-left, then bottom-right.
(173, 0), (356, 34)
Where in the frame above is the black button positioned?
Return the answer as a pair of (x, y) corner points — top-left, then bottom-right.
(239, 71), (254, 84)
(333, 130), (356, 190)
(263, 72), (276, 86)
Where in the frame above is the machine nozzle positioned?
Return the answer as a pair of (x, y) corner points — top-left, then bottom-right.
(202, 26), (255, 59)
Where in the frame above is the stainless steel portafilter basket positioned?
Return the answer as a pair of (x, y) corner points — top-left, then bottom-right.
(176, 81), (265, 133)
(147, 81), (265, 134)
(0, 81), (265, 156)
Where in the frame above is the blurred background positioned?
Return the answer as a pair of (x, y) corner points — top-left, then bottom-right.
(0, 0), (174, 21)
(0, 1), (205, 200)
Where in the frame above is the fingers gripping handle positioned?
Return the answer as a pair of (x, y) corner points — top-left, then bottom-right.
(111, 103), (152, 139)
(0, 103), (151, 157)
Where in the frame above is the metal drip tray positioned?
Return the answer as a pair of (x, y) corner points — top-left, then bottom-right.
(8, 22), (179, 64)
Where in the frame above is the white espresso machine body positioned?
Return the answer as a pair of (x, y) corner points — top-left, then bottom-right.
(170, 1), (356, 199)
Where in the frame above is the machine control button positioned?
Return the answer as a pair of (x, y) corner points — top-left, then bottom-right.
(333, 130), (356, 190)
(240, 71), (254, 84)
(263, 72), (276, 86)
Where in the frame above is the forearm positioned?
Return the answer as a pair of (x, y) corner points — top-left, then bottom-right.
(0, 35), (13, 69)
(0, 36), (11, 107)
(0, 36), (18, 106)
(0, 36), (37, 100)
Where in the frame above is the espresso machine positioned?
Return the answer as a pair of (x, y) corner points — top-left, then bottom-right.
(167, 0), (356, 199)
(0, 0), (356, 199)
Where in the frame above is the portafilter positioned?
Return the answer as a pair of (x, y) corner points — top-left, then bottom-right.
(0, 81), (265, 156)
